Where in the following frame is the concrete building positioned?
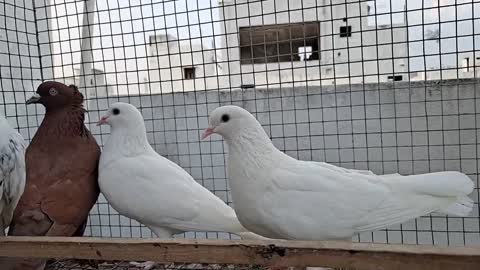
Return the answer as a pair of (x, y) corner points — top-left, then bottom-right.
(62, 68), (115, 99)
(217, 0), (409, 88)
(146, 34), (219, 93)
(410, 52), (480, 81)
(0, 0), (42, 140)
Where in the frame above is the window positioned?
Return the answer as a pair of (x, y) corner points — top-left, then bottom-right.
(239, 22), (320, 64)
(339, 26), (352, 37)
(387, 75), (403, 81)
(184, 67), (195, 79)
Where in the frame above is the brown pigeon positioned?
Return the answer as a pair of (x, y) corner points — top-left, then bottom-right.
(0, 81), (100, 270)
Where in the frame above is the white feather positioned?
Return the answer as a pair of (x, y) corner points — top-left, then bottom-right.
(99, 102), (266, 239)
(0, 116), (26, 235)
(206, 105), (475, 240)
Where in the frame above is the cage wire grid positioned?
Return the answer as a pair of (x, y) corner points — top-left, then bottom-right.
(1, 0), (480, 258)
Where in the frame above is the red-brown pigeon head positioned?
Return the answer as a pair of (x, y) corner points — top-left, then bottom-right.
(26, 81), (84, 110)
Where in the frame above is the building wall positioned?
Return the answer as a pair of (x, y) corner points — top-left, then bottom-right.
(410, 52), (480, 81)
(217, 0), (409, 89)
(320, 0), (409, 83)
(0, 0), (44, 140)
(147, 37), (219, 93)
(62, 69), (115, 99)
(86, 79), (480, 245)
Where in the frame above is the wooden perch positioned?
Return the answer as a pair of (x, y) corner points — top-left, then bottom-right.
(0, 237), (479, 270)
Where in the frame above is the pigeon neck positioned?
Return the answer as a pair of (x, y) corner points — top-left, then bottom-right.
(224, 125), (280, 164)
(40, 105), (88, 137)
(106, 123), (151, 156)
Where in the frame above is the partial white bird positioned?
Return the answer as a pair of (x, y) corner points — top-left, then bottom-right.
(202, 105), (475, 241)
(0, 115), (26, 236)
(97, 102), (266, 269)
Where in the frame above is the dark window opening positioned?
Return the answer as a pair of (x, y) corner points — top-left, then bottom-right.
(239, 22), (320, 64)
(387, 75), (403, 81)
(241, 84), (255, 89)
(339, 26), (352, 37)
(184, 67), (195, 79)
(465, 57), (470, 72)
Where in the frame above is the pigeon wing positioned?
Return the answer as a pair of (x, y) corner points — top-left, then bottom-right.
(0, 132), (26, 233)
(101, 153), (242, 233)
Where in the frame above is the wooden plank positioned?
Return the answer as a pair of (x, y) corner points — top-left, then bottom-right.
(0, 237), (479, 270)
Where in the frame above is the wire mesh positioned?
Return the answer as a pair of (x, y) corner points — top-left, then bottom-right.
(1, 0), (479, 252)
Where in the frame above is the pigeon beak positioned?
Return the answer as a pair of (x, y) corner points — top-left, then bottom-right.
(97, 116), (109, 126)
(26, 93), (41, 104)
(201, 127), (215, 140)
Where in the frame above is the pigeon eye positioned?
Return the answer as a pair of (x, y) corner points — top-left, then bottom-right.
(221, 114), (230, 122)
(49, 88), (58, 96)
(112, 108), (120, 115)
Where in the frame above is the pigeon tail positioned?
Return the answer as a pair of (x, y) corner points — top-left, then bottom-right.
(385, 171), (475, 217)
(440, 195), (474, 217)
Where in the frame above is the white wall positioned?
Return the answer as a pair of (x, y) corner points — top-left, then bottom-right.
(0, 0), (44, 140)
(147, 37), (219, 93)
(62, 69), (114, 99)
(410, 52), (480, 81)
(217, 0), (409, 88)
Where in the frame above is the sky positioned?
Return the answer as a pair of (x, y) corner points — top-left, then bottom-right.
(47, 0), (480, 81)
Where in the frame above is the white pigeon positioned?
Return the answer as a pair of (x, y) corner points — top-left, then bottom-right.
(97, 102), (266, 269)
(0, 115), (26, 236)
(202, 105), (475, 240)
